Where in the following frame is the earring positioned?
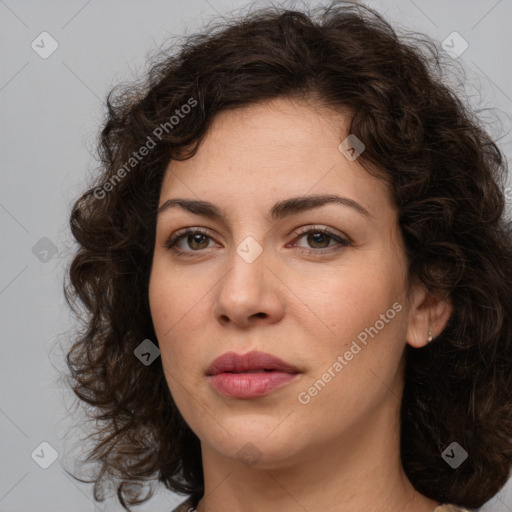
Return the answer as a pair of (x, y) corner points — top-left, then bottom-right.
(427, 309), (433, 343)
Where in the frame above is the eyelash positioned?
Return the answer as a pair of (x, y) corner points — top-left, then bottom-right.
(164, 226), (351, 257)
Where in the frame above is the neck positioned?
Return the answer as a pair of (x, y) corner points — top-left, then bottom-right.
(196, 400), (440, 512)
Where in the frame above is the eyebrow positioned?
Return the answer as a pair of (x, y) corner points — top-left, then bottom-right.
(157, 194), (372, 221)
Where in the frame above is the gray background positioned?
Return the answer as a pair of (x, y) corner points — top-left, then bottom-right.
(1, 0), (511, 511)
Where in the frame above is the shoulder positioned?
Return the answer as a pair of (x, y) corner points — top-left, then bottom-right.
(434, 505), (471, 512)
(170, 496), (197, 512)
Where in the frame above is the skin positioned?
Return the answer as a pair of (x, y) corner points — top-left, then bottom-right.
(149, 97), (452, 512)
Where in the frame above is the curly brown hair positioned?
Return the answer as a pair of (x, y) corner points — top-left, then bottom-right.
(64, 1), (512, 510)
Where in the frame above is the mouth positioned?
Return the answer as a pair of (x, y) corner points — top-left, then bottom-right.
(206, 350), (301, 398)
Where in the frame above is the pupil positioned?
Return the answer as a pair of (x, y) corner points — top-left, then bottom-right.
(309, 232), (328, 248)
(190, 234), (207, 249)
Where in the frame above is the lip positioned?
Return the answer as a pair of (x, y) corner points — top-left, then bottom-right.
(206, 351), (301, 399)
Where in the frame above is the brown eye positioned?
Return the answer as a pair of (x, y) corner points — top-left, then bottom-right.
(305, 231), (332, 249)
(290, 227), (350, 254)
(165, 228), (216, 254)
(186, 233), (210, 250)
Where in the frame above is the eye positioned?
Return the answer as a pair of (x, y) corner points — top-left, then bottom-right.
(165, 228), (217, 255)
(288, 226), (351, 255)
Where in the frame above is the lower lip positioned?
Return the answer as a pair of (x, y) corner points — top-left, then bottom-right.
(208, 371), (298, 398)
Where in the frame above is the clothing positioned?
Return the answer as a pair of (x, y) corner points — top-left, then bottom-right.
(170, 497), (470, 511)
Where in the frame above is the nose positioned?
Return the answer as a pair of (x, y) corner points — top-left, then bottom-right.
(212, 243), (285, 329)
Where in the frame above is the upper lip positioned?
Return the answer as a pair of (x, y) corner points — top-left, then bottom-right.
(206, 350), (300, 376)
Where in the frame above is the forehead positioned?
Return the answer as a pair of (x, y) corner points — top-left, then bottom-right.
(159, 98), (392, 219)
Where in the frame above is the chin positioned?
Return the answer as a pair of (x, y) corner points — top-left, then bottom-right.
(197, 414), (309, 469)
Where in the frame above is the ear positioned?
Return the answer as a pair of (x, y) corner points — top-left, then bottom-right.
(406, 284), (452, 348)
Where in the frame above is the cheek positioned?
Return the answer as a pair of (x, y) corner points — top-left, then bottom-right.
(148, 276), (201, 419)
(148, 260), (209, 379)
(294, 269), (406, 433)
(149, 257), (200, 337)
(149, 264), (186, 369)
(304, 254), (408, 399)
(317, 259), (403, 338)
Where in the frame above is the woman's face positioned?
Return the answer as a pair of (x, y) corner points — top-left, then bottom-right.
(149, 97), (426, 469)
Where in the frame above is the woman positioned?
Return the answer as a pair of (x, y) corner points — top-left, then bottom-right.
(64, 1), (512, 511)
